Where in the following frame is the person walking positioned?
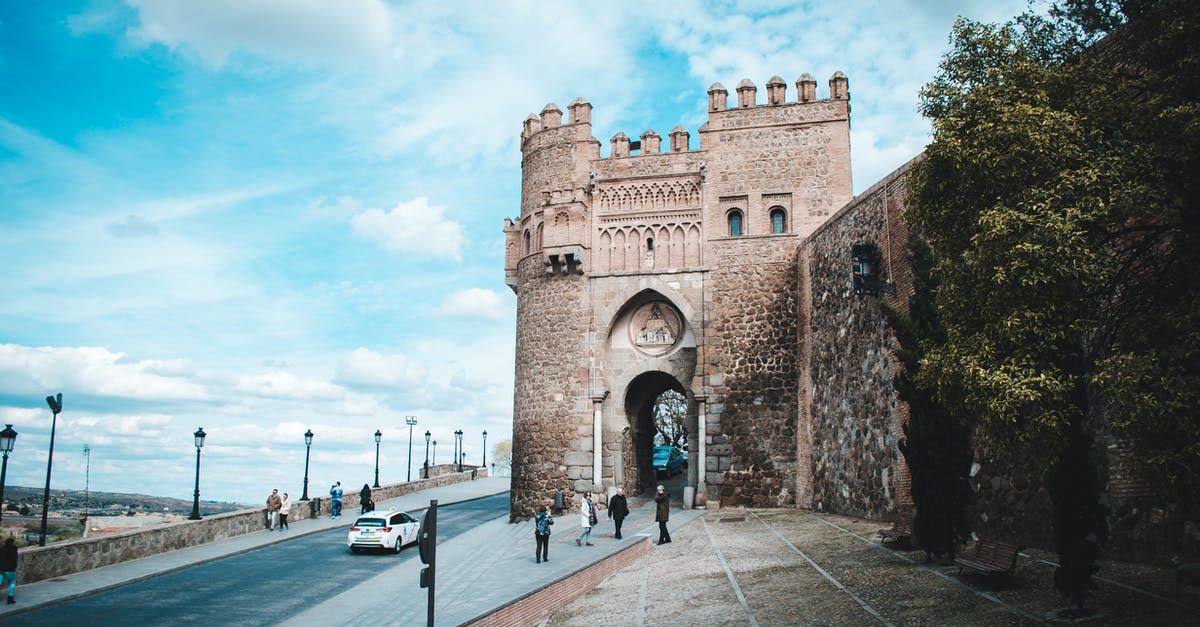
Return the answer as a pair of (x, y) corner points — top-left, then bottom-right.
(360, 484), (373, 514)
(1, 538), (16, 604)
(266, 488), (282, 531)
(654, 485), (672, 545)
(534, 504), (554, 563)
(608, 487), (629, 540)
(329, 482), (343, 518)
(576, 491), (596, 546)
(278, 492), (292, 531)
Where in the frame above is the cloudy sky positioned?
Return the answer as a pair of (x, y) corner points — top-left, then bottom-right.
(0, 0), (1031, 506)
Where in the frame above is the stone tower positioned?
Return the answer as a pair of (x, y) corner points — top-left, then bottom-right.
(504, 73), (853, 520)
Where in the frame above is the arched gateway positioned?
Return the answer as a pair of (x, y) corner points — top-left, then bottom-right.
(505, 75), (858, 520)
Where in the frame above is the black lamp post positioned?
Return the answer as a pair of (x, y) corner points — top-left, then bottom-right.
(188, 427), (206, 520)
(432, 440), (437, 466)
(40, 393), (62, 546)
(405, 416), (418, 482)
(423, 430), (431, 479)
(301, 429), (313, 500)
(373, 430), (382, 488)
(454, 429), (463, 472)
(0, 424), (17, 524)
(482, 430), (488, 468)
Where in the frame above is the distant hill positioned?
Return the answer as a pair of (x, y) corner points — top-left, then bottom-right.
(2, 485), (247, 516)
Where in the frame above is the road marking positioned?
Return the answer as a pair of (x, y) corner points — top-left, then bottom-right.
(812, 514), (1046, 624)
(748, 511), (892, 626)
(701, 516), (761, 627)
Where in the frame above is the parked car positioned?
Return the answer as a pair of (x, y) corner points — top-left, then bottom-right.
(653, 445), (685, 477)
(347, 510), (420, 553)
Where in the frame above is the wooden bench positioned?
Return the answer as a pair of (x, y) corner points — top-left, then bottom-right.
(954, 539), (1023, 577)
(877, 509), (913, 544)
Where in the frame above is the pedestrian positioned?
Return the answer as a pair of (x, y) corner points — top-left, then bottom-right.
(576, 491), (596, 547)
(329, 482), (343, 518)
(266, 488), (282, 531)
(534, 504), (554, 563)
(360, 483), (373, 514)
(1, 538), (15, 604)
(608, 487), (629, 540)
(655, 485), (671, 545)
(278, 492), (291, 530)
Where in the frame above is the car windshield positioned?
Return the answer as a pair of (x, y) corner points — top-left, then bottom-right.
(653, 448), (671, 459)
(355, 518), (386, 528)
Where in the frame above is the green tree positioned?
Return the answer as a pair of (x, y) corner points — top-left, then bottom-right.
(653, 389), (688, 448)
(908, 0), (1199, 607)
(491, 438), (513, 474)
(884, 237), (972, 561)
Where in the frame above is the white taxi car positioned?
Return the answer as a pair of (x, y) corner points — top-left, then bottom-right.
(347, 510), (420, 553)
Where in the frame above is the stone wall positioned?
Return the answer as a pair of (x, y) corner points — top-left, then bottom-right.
(799, 159), (913, 520)
(17, 470), (478, 585)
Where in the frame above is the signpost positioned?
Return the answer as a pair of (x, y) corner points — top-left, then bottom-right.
(418, 499), (438, 627)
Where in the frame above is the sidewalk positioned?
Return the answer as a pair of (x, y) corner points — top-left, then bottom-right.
(0, 477), (512, 619)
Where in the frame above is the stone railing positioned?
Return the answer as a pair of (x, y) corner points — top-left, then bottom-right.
(18, 466), (486, 584)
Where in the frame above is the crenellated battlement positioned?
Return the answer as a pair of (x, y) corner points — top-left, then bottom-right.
(521, 72), (849, 160)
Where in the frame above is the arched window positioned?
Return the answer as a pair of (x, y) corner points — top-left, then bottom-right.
(728, 210), (743, 237)
(647, 237), (654, 251)
(770, 207), (787, 234)
(523, 230), (531, 255)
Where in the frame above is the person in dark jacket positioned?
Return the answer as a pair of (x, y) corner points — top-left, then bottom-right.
(608, 487), (629, 540)
(654, 485), (671, 545)
(360, 484), (373, 513)
(1, 537), (16, 604)
(534, 504), (554, 563)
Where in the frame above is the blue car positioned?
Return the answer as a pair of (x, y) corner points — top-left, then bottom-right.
(653, 446), (685, 477)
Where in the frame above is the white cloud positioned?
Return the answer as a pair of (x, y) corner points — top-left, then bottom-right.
(437, 288), (511, 321)
(236, 370), (345, 401)
(124, 0), (394, 67)
(351, 197), (463, 261)
(334, 347), (427, 389)
(0, 344), (209, 401)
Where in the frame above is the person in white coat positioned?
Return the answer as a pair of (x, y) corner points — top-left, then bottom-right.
(278, 492), (292, 531)
(575, 491), (596, 546)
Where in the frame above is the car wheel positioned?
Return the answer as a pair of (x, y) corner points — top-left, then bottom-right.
(394, 537), (403, 554)
(350, 546), (360, 554)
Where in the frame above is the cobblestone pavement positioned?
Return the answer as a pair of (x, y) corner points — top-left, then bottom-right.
(546, 509), (1200, 626)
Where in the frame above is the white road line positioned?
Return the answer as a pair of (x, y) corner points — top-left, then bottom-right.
(700, 517), (761, 627)
(748, 511), (892, 626)
(812, 514), (1046, 625)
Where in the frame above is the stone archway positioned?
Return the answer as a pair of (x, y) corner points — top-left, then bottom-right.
(623, 371), (691, 495)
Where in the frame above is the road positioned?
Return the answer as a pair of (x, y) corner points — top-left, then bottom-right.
(4, 493), (510, 626)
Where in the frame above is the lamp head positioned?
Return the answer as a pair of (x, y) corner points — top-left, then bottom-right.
(193, 426), (207, 449)
(0, 424), (17, 454)
(46, 393), (63, 414)
(374, 429), (382, 443)
(304, 429), (314, 446)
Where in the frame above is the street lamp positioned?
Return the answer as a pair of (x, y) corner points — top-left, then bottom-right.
(373, 430), (383, 488)
(482, 430), (488, 468)
(432, 440), (437, 466)
(301, 429), (314, 500)
(405, 416), (418, 482)
(454, 429), (463, 472)
(0, 424), (17, 524)
(423, 430), (431, 479)
(188, 427), (206, 520)
(40, 393), (62, 546)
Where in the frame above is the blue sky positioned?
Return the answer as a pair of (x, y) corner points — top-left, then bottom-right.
(0, 0), (1030, 505)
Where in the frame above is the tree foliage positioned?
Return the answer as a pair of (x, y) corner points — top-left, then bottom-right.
(653, 389), (688, 448)
(885, 237), (973, 560)
(908, 0), (1198, 605)
(491, 438), (513, 472)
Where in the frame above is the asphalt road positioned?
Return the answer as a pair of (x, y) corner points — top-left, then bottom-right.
(4, 493), (510, 626)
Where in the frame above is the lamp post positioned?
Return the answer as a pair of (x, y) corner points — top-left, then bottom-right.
(423, 430), (431, 479)
(40, 393), (62, 546)
(454, 429), (463, 472)
(301, 429), (313, 500)
(188, 427), (206, 520)
(432, 440), (437, 466)
(482, 430), (488, 468)
(0, 424), (17, 524)
(373, 430), (382, 488)
(405, 416), (418, 482)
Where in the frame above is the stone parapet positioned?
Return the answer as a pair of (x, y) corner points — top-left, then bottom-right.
(17, 469), (481, 585)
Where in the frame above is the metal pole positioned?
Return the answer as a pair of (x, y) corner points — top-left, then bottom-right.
(188, 444), (202, 520)
(406, 417), (417, 482)
(40, 395), (62, 546)
(301, 442), (311, 500)
(482, 431), (487, 468)
(0, 452), (9, 523)
(374, 438), (381, 488)
(423, 431), (431, 479)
